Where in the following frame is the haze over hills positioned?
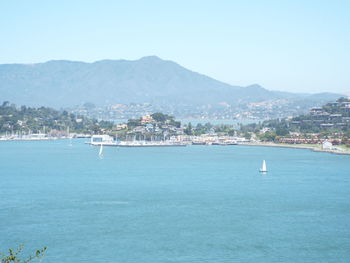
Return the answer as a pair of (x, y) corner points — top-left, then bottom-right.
(0, 56), (343, 116)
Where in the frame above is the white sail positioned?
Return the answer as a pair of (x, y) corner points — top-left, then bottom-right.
(99, 144), (104, 158)
(260, 160), (267, 172)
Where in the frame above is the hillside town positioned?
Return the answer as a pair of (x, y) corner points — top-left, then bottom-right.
(69, 96), (336, 122)
(237, 98), (350, 151)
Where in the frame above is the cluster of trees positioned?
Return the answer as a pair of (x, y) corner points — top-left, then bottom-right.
(114, 112), (181, 141)
(150, 112), (179, 126)
(0, 101), (113, 134)
(127, 112), (181, 129)
(240, 119), (289, 136)
(125, 113), (240, 138)
(184, 122), (236, 136)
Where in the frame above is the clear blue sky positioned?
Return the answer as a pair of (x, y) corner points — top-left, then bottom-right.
(1, 0), (349, 94)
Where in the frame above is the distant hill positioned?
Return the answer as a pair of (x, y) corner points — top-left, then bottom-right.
(0, 56), (343, 109)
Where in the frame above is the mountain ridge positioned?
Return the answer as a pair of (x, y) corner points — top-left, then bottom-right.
(0, 56), (343, 109)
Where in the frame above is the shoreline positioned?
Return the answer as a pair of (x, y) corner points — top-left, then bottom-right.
(239, 142), (350, 155)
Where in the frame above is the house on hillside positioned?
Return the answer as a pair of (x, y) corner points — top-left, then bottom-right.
(141, 115), (153, 124)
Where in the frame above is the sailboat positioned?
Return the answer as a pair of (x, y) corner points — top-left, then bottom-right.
(99, 144), (104, 159)
(259, 160), (267, 172)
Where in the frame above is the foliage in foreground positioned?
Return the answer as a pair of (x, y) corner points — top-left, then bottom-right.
(0, 245), (46, 263)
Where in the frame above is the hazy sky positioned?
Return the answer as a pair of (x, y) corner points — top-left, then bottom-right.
(1, 0), (349, 94)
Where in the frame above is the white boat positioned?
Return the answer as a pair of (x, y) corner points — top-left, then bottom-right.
(260, 160), (267, 172)
(99, 144), (104, 158)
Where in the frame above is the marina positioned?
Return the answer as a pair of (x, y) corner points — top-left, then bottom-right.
(0, 133), (58, 141)
(86, 134), (245, 147)
(0, 132), (91, 141)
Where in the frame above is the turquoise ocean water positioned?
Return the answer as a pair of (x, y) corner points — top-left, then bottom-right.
(1, 139), (350, 262)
